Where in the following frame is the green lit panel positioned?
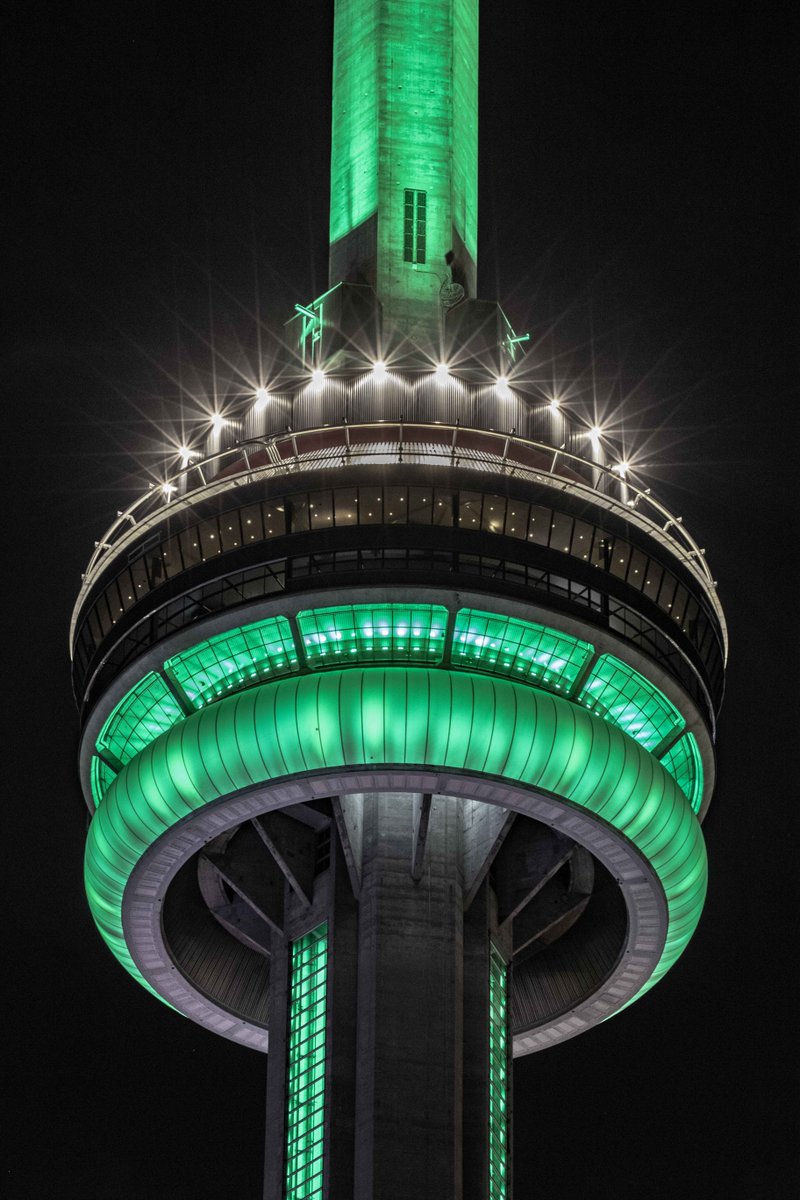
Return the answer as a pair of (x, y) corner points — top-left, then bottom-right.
(297, 604), (448, 668)
(163, 616), (298, 709)
(85, 666), (706, 1014)
(96, 671), (184, 766)
(660, 732), (704, 814)
(578, 654), (685, 753)
(286, 924), (328, 1200)
(488, 945), (509, 1200)
(329, 0), (378, 244)
(90, 756), (117, 808)
(452, 0), (479, 262)
(453, 609), (593, 692)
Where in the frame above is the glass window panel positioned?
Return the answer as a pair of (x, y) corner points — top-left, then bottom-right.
(549, 511), (573, 553)
(129, 556), (150, 599)
(384, 485), (407, 524)
(105, 577), (124, 621)
(334, 487), (359, 526)
(527, 505), (550, 545)
(589, 530), (612, 569)
(289, 494), (310, 533)
(160, 536), (184, 579)
(453, 609), (593, 693)
(358, 486), (383, 524)
(197, 516), (221, 558)
(262, 501), (284, 537)
(164, 615), (299, 709)
(642, 561), (663, 602)
(504, 500), (528, 539)
(609, 540), (631, 579)
(407, 486), (433, 524)
(459, 490), (483, 529)
(179, 527), (202, 568)
(309, 490), (334, 531)
(578, 653), (685, 752)
(570, 519), (594, 560)
(219, 511), (242, 551)
(96, 671), (184, 765)
(298, 603), (448, 669)
(234, 503), (261, 543)
(90, 756), (117, 808)
(627, 548), (647, 589)
(481, 496), (506, 535)
(658, 572), (677, 612)
(683, 596), (699, 638)
(432, 488), (455, 526)
(671, 585), (688, 625)
(660, 732), (704, 814)
(87, 607), (103, 647)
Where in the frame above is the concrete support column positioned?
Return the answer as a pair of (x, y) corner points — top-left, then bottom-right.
(353, 793), (465, 1200)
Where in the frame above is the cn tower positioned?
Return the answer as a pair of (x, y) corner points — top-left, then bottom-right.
(70, 3), (728, 1197)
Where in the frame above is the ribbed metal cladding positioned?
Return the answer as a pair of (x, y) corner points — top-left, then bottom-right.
(203, 376), (588, 458)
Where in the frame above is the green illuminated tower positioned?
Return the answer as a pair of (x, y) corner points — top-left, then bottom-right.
(70, 2), (727, 1198)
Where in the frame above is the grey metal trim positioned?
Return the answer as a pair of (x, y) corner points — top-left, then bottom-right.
(121, 767), (669, 1057)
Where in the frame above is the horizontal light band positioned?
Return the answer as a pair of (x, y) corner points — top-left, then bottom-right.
(85, 667), (706, 1015)
(91, 606), (701, 811)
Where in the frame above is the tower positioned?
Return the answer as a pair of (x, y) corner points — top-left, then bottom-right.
(70, 2), (727, 1198)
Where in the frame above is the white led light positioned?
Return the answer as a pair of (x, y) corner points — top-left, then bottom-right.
(178, 445), (192, 467)
(372, 360), (388, 383)
(434, 362), (450, 385)
(589, 425), (603, 441)
(210, 413), (225, 432)
(495, 375), (511, 399)
(254, 387), (270, 408)
(311, 368), (326, 389)
(548, 395), (561, 412)
(614, 460), (630, 478)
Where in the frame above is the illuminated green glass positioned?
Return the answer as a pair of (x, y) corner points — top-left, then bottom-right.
(96, 671), (184, 766)
(85, 667), (706, 1016)
(297, 603), (448, 668)
(660, 732), (704, 814)
(453, 609), (593, 692)
(329, 1), (478, 328)
(578, 654), (685, 752)
(90, 756), (117, 808)
(488, 945), (509, 1200)
(286, 924), (328, 1200)
(164, 615), (298, 709)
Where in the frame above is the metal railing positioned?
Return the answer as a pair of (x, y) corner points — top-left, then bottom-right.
(70, 422), (728, 658)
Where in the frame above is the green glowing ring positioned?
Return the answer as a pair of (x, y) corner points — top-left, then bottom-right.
(85, 666), (706, 1023)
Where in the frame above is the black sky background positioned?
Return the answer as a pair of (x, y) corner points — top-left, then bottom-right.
(4, 2), (797, 1197)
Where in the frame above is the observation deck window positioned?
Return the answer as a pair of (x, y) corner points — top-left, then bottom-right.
(628, 547), (648, 585)
(219, 514), (242, 552)
(240, 503), (265, 541)
(527, 505), (550, 546)
(333, 488), (359, 526)
(610, 540), (631, 580)
(197, 516), (220, 558)
(358, 486), (383, 524)
(179, 527), (202, 568)
(505, 502), (528, 539)
(642, 562), (663, 602)
(550, 511), (574, 553)
(408, 486), (433, 524)
(384, 485), (407, 523)
(309, 491), (334, 531)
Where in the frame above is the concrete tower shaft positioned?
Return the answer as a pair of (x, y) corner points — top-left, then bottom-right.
(329, 0), (478, 335)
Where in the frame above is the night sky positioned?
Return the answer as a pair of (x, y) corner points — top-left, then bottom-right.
(5, 2), (795, 1197)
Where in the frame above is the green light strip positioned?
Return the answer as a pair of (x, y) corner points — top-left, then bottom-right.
(660, 731), (704, 814)
(90, 605), (702, 809)
(164, 615), (298, 709)
(90, 756), (117, 808)
(96, 671), (184, 767)
(578, 653), (685, 752)
(488, 945), (509, 1200)
(286, 924), (328, 1200)
(452, 609), (592, 692)
(297, 603), (448, 668)
(85, 667), (706, 1014)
